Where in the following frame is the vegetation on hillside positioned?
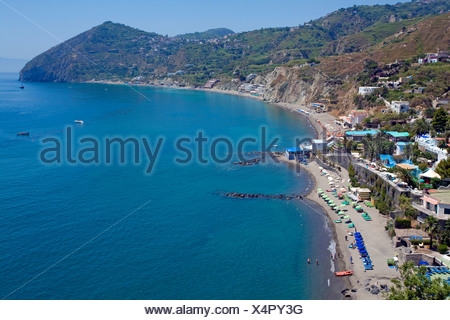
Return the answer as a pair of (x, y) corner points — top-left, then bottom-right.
(385, 261), (450, 300)
(19, 1), (450, 84)
(175, 28), (235, 40)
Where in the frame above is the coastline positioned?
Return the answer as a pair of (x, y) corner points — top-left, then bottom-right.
(204, 87), (399, 300)
(86, 80), (398, 299)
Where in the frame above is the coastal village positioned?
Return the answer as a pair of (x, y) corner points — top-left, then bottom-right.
(273, 51), (450, 299)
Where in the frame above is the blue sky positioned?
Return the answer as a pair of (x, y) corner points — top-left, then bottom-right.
(0, 0), (407, 60)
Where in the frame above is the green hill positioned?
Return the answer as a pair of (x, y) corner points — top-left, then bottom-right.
(175, 28), (235, 40)
(19, 1), (450, 84)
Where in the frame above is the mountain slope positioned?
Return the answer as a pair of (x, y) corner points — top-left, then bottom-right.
(20, 1), (450, 83)
(175, 28), (234, 40)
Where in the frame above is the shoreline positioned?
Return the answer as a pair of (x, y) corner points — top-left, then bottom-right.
(87, 80), (397, 299)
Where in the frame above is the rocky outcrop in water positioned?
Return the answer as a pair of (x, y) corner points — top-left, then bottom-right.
(225, 192), (303, 200)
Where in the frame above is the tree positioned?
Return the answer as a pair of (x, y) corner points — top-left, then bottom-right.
(395, 167), (413, 186)
(399, 195), (416, 218)
(411, 118), (431, 136)
(343, 135), (349, 153)
(355, 123), (363, 130)
(436, 159), (450, 179)
(404, 143), (413, 160)
(362, 134), (375, 161)
(424, 215), (439, 249)
(431, 107), (448, 133)
(441, 220), (450, 246)
(385, 261), (450, 300)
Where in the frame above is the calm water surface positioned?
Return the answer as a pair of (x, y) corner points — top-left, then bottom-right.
(0, 73), (341, 299)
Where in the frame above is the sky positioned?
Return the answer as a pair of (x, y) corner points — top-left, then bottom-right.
(0, 0), (409, 60)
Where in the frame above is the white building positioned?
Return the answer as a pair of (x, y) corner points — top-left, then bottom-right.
(390, 101), (410, 114)
(395, 142), (411, 156)
(413, 189), (450, 221)
(348, 109), (369, 127)
(312, 139), (327, 153)
(415, 134), (449, 163)
(358, 87), (379, 95)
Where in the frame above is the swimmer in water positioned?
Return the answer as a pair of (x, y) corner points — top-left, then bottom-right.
(307, 258), (311, 264)
(316, 259), (319, 265)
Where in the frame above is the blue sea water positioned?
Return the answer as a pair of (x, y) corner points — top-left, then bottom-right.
(0, 73), (341, 299)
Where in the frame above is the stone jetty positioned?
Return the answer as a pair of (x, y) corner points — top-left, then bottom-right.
(225, 192), (304, 200)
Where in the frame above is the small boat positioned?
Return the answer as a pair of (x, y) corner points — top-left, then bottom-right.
(17, 132), (29, 136)
(19, 84), (24, 89)
(335, 219), (342, 223)
(74, 120), (84, 125)
(335, 270), (353, 277)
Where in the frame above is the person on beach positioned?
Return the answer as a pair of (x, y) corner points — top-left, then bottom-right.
(350, 256), (353, 264)
(345, 235), (347, 241)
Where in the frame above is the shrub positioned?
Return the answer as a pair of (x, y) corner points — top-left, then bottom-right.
(395, 218), (412, 229)
(376, 199), (391, 215)
(438, 244), (448, 254)
(410, 239), (431, 245)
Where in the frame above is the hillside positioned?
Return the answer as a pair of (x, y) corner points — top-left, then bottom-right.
(175, 28), (235, 40)
(20, 0), (450, 84)
(249, 12), (449, 114)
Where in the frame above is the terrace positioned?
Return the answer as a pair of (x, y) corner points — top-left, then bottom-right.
(354, 160), (410, 193)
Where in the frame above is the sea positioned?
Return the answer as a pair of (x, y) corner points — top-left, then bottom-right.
(0, 72), (343, 299)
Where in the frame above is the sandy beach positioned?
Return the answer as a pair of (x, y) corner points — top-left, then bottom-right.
(304, 162), (398, 299)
